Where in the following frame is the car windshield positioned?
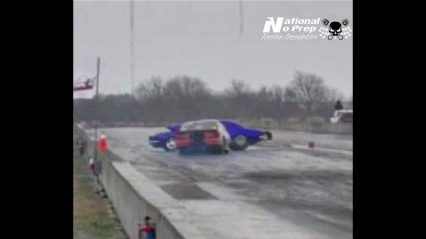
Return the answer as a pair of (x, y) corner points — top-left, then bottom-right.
(181, 120), (219, 131)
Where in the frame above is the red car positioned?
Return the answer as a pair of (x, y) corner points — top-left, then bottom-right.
(174, 120), (231, 154)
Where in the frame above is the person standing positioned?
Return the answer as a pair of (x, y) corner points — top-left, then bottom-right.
(76, 137), (83, 155)
(138, 216), (156, 239)
(88, 158), (99, 192)
(78, 138), (86, 156)
(334, 100), (344, 111)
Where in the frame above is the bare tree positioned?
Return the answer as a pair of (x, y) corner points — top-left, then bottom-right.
(162, 75), (212, 121)
(75, 73), (347, 124)
(285, 71), (329, 116)
(270, 85), (285, 118)
(283, 87), (297, 102)
(135, 76), (163, 103)
(224, 80), (256, 118)
(327, 88), (345, 104)
(226, 79), (251, 97)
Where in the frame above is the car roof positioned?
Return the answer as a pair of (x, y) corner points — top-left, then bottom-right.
(183, 119), (220, 124)
(219, 119), (238, 123)
(180, 119), (221, 131)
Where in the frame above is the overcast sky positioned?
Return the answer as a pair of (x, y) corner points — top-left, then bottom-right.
(74, 0), (352, 98)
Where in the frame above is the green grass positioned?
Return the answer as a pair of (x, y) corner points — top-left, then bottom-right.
(74, 139), (125, 239)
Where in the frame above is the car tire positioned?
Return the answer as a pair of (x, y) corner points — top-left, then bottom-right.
(231, 135), (248, 151)
(162, 139), (176, 151)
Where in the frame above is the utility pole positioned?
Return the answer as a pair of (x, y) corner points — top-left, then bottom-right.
(94, 57), (101, 161)
(239, 0), (244, 36)
(130, 0), (135, 94)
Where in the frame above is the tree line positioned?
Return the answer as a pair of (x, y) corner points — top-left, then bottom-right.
(74, 71), (350, 124)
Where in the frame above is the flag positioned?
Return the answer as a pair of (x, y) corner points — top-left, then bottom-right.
(74, 57), (99, 99)
(73, 75), (96, 91)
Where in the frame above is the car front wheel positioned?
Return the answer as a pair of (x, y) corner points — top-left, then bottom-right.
(163, 139), (176, 151)
(264, 131), (272, 140)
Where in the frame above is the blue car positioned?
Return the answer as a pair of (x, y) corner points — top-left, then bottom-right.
(149, 120), (272, 151)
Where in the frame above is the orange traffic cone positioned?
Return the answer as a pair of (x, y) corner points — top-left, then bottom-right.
(98, 133), (108, 151)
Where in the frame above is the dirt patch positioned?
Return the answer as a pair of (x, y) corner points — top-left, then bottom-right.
(161, 183), (217, 200)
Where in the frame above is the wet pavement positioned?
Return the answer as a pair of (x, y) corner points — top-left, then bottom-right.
(85, 127), (352, 239)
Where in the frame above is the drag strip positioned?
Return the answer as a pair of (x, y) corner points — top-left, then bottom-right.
(86, 127), (353, 239)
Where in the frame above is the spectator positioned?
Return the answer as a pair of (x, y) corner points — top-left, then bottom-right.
(334, 100), (344, 111)
(138, 216), (156, 239)
(88, 158), (99, 192)
(76, 137), (82, 154)
(77, 138), (86, 156)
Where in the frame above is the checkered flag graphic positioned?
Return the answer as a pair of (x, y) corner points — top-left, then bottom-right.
(318, 26), (352, 40)
(341, 26), (352, 39)
(318, 26), (329, 39)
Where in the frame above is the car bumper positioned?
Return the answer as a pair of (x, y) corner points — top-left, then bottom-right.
(149, 140), (164, 148)
(177, 142), (222, 150)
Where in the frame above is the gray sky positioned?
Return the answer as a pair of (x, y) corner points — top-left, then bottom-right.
(74, 0), (352, 97)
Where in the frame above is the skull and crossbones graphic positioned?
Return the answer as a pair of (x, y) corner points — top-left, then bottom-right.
(318, 18), (351, 40)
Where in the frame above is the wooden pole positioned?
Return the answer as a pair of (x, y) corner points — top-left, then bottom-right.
(130, 0), (135, 94)
(239, 0), (244, 36)
(94, 57), (100, 161)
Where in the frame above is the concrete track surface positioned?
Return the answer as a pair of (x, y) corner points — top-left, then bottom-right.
(87, 127), (352, 239)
